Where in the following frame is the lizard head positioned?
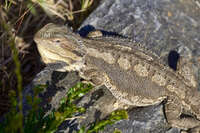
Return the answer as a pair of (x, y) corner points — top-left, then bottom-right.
(34, 23), (86, 71)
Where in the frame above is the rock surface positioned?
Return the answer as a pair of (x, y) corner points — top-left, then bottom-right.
(24, 0), (200, 133)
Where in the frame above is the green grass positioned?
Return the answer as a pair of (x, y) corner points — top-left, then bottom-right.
(1, 20), (24, 133)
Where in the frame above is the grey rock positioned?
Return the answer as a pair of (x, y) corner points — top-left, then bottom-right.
(23, 62), (81, 114)
(102, 104), (180, 133)
(82, 0), (200, 57)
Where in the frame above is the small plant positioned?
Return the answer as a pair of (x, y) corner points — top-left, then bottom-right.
(113, 129), (122, 133)
(86, 110), (128, 133)
(38, 83), (93, 133)
(0, 82), (93, 133)
(0, 80), (128, 133)
(78, 110), (128, 133)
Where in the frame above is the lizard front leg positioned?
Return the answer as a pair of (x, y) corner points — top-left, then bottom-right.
(165, 96), (200, 132)
(79, 67), (105, 86)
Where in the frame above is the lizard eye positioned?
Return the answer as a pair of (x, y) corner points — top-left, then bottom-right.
(54, 39), (60, 43)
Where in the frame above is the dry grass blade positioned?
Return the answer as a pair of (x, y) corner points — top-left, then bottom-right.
(32, 0), (94, 20)
(32, 0), (70, 20)
(81, 0), (93, 10)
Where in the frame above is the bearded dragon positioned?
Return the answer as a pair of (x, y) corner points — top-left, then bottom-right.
(34, 23), (200, 132)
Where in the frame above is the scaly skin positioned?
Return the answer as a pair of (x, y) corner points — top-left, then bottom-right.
(34, 23), (200, 132)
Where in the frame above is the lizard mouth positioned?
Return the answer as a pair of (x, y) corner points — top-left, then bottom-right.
(38, 43), (81, 65)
